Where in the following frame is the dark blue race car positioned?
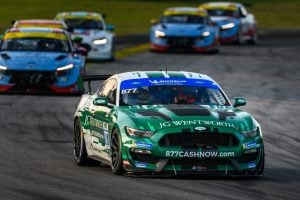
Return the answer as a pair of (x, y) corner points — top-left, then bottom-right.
(0, 27), (85, 93)
(150, 7), (220, 53)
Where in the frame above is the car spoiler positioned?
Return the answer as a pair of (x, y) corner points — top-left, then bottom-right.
(81, 75), (112, 93)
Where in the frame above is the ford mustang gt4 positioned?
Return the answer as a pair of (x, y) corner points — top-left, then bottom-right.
(73, 71), (264, 177)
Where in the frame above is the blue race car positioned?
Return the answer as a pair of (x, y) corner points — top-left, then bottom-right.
(0, 27), (85, 93)
(199, 2), (258, 44)
(150, 7), (220, 53)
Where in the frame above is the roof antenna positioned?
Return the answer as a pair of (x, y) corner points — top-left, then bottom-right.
(165, 67), (168, 74)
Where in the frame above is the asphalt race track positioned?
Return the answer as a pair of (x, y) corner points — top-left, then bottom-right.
(0, 31), (299, 200)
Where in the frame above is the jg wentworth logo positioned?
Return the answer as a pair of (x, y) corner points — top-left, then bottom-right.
(159, 120), (237, 129)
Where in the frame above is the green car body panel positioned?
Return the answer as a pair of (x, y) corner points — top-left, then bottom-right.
(74, 71), (264, 176)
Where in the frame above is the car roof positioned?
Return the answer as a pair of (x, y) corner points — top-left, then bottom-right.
(163, 7), (208, 17)
(55, 11), (103, 20)
(199, 2), (241, 11)
(13, 19), (67, 29)
(110, 71), (215, 83)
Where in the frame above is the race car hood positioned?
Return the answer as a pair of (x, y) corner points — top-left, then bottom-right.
(118, 104), (255, 133)
(0, 51), (73, 71)
(156, 23), (208, 37)
(70, 29), (106, 40)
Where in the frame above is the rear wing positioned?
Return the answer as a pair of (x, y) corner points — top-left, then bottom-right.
(81, 75), (112, 93)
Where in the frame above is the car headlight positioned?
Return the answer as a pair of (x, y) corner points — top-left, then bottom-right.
(126, 127), (154, 138)
(93, 38), (107, 45)
(202, 31), (210, 37)
(57, 64), (74, 71)
(0, 65), (7, 71)
(242, 128), (258, 138)
(155, 30), (166, 38)
(221, 22), (235, 30)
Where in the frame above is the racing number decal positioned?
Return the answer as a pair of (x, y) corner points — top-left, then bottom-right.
(121, 88), (137, 94)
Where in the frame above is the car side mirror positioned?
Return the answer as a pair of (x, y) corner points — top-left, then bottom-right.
(72, 36), (83, 44)
(106, 24), (115, 32)
(233, 97), (246, 107)
(93, 97), (108, 106)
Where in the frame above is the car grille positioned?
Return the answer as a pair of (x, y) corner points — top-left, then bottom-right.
(7, 70), (56, 92)
(159, 132), (239, 149)
(131, 153), (160, 164)
(166, 37), (196, 47)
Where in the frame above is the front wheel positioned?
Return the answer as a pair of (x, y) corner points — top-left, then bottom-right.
(236, 27), (244, 44)
(256, 147), (265, 175)
(74, 119), (99, 165)
(247, 29), (258, 45)
(110, 129), (124, 175)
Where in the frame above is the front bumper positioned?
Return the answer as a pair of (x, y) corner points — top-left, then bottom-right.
(0, 69), (82, 94)
(150, 35), (217, 52)
(121, 127), (264, 176)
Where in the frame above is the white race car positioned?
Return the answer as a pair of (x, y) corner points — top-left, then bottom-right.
(55, 12), (115, 61)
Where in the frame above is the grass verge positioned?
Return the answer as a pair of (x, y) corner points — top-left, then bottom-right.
(0, 0), (299, 35)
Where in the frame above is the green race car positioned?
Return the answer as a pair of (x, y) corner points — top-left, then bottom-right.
(74, 71), (264, 177)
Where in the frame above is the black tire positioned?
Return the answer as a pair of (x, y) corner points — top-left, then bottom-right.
(74, 119), (99, 165)
(247, 30), (258, 45)
(236, 27), (244, 45)
(210, 38), (220, 54)
(110, 129), (124, 175)
(257, 146), (265, 175)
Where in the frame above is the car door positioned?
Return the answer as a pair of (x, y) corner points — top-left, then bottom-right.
(89, 78), (117, 162)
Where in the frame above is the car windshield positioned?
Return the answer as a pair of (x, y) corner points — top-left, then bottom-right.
(161, 15), (206, 24)
(64, 19), (103, 29)
(1, 37), (71, 52)
(207, 9), (237, 17)
(119, 78), (229, 106)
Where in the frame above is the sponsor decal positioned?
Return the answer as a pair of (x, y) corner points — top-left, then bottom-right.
(159, 120), (236, 129)
(243, 141), (257, 150)
(149, 79), (187, 85)
(165, 150), (235, 158)
(4, 32), (68, 40)
(120, 78), (219, 90)
(135, 141), (153, 150)
(90, 118), (108, 130)
(135, 162), (148, 168)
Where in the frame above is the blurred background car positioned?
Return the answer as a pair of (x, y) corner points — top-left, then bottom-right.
(55, 11), (116, 61)
(199, 2), (257, 44)
(11, 19), (86, 73)
(150, 7), (220, 53)
(0, 27), (85, 93)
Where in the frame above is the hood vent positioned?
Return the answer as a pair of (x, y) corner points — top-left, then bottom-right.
(166, 105), (210, 116)
(137, 110), (171, 121)
(1, 53), (10, 60)
(55, 55), (68, 61)
(218, 111), (236, 121)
